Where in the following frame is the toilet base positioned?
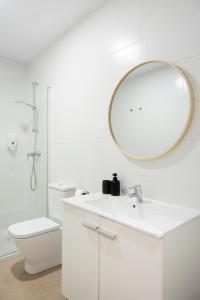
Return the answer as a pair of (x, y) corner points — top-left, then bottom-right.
(25, 259), (61, 275)
(14, 228), (62, 275)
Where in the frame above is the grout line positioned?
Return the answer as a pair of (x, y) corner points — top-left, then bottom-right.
(46, 85), (51, 217)
(109, 39), (142, 57)
(175, 53), (200, 64)
(98, 216), (100, 300)
(140, 0), (144, 42)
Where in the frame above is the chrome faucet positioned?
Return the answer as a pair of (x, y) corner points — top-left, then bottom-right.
(127, 185), (143, 202)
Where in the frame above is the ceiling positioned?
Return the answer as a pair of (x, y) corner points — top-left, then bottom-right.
(0, 0), (105, 63)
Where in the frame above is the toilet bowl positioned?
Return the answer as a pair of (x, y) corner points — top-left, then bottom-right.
(8, 217), (62, 274)
(8, 183), (75, 274)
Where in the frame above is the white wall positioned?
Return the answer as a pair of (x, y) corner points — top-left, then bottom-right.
(29, 0), (200, 209)
(0, 57), (29, 231)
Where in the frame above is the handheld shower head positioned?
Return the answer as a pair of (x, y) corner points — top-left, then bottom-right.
(14, 100), (36, 110)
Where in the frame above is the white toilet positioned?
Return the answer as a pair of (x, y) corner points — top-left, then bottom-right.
(8, 183), (75, 274)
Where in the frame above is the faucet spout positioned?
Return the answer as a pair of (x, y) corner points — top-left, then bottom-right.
(127, 185), (143, 202)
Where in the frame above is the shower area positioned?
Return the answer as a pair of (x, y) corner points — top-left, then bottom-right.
(0, 59), (48, 258)
(14, 83), (41, 192)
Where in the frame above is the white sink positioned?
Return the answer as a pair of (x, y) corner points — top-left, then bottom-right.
(62, 192), (200, 238)
(86, 196), (155, 219)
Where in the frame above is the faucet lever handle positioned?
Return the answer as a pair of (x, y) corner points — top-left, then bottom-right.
(134, 185), (141, 192)
(127, 185), (143, 202)
(127, 185), (137, 197)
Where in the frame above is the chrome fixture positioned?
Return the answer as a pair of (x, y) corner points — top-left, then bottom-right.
(14, 82), (40, 191)
(27, 152), (41, 159)
(127, 185), (143, 202)
(13, 100), (36, 110)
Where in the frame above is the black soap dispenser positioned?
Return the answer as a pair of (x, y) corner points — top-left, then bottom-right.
(110, 173), (120, 196)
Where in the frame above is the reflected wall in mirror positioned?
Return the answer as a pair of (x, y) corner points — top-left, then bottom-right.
(109, 60), (194, 160)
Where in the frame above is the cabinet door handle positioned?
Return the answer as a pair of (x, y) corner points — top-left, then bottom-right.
(82, 220), (98, 231)
(97, 227), (117, 239)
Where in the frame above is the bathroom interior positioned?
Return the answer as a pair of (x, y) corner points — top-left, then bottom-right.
(1, 0), (200, 299)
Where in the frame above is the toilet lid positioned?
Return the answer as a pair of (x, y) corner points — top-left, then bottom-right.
(8, 217), (60, 239)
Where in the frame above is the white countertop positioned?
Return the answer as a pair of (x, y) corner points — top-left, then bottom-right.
(62, 192), (200, 238)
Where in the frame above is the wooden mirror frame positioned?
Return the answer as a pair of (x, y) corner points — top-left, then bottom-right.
(108, 60), (194, 160)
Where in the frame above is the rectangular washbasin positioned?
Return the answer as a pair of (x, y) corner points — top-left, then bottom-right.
(62, 192), (200, 238)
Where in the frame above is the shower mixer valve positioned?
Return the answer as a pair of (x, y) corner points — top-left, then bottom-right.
(27, 152), (41, 159)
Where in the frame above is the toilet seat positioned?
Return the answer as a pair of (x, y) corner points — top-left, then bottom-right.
(8, 217), (60, 239)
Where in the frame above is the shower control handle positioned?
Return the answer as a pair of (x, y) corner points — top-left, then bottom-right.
(27, 152), (41, 160)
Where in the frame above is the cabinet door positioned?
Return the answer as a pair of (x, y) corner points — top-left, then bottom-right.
(99, 217), (163, 300)
(62, 204), (99, 300)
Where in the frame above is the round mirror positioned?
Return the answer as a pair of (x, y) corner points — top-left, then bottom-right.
(109, 61), (194, 160)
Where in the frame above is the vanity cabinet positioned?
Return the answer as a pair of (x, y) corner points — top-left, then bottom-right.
(98, 216), (162, 300)
(62, 205), (99, 300)
(62, 203), (200, 300)
(62, 204), (162, 300)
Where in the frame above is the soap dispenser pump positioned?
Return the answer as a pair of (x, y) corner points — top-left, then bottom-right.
(110, 173), (120, 196)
